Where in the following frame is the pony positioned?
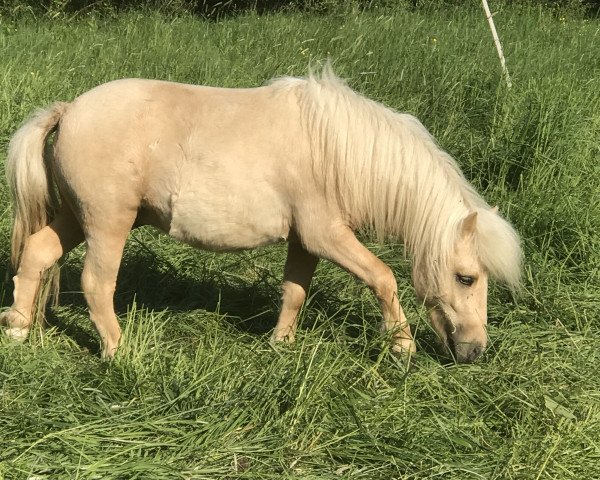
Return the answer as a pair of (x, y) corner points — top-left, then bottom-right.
(1, 67), (522, 362)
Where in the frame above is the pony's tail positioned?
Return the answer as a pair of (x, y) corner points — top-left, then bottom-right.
(6, 102), (68, 308)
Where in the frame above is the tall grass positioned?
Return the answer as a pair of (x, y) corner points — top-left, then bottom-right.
(0, 3), (599, 478)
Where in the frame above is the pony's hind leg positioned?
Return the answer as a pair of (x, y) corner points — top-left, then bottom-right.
(271, 241), (319, 344)
(0, 207), (84, 339)
(80, 213), (136, 359)
(301, 224), (416, 356)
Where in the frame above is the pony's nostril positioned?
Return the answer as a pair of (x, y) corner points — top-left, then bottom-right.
(468, 345), (483, 362)
(454, 342), (485, 363)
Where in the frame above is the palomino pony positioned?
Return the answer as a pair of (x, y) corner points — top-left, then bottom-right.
(1, 68), (521, 362)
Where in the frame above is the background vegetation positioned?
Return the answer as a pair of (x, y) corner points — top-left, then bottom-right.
(1, 0), (599, 18)
(0, 1), (599, 478)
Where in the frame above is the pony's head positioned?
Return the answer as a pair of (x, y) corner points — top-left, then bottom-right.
(413, 208), (521, 363)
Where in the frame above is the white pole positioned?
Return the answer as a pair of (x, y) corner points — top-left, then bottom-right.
(481, 0), (512, 89)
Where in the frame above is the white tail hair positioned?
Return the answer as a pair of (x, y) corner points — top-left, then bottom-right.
(7, 102), (66, 267)
(277, 67), (522, 290)
(6, 102), (68, 304)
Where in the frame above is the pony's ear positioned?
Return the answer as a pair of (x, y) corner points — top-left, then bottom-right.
(490, 205), (499, 215)
(461, 211), (478, 238)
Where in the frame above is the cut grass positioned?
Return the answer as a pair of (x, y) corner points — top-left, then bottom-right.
(1, 3), (599, 479)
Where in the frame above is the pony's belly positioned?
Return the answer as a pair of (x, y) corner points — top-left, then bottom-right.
(167, 188), (292, 252)
(170, 221), (290, 251)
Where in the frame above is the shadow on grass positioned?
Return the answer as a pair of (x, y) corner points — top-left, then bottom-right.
(1, 241), (453, 364)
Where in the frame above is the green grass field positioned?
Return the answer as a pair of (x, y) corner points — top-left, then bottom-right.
(1, 2), (599, 478)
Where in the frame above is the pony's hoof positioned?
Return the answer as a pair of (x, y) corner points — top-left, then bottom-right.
(100, 342), (120, 360)
(391, 340), (417, 357)
(0, 310), (31, 342)
(391, 341), (417, 370)
(4, 327), (30, 342)
(269, 330), (295, 348)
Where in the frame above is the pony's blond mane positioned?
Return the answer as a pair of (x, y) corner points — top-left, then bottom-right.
(273, 67), (521, 290)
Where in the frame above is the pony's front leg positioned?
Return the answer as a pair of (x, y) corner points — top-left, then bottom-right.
(271, 241), (318, 344)
(0, 210), (83, 340)
(303, 225), (416, 356)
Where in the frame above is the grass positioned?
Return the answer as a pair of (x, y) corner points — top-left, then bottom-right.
(1, 2), (600, 478)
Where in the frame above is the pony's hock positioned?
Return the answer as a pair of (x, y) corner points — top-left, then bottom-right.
(1, 67), (521, 362)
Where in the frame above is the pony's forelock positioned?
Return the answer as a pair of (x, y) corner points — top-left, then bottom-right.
(474, 208), (522, 290)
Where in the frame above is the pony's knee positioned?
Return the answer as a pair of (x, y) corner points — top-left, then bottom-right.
(372, 267), (398, 304)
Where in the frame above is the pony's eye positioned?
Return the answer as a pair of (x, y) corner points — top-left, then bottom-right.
(456, 274), (475, 287)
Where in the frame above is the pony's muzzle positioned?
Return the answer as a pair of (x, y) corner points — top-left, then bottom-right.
(449, 337), (486, 363)
(429, 306), (486, 363)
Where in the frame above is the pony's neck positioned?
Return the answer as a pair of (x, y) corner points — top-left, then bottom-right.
(297, 73), (486, 288)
